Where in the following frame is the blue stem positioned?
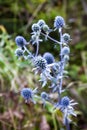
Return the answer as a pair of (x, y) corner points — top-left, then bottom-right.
(35, 42), (39, 56)
(59, 28), (63, 95)
(66, 118), (70, 130)
(41, 32), (60, 44)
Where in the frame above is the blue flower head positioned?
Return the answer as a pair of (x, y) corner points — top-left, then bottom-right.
(61, 96), (70, 107)
(38, 19), (45, 28)
(41, 92), (50, 106)
(15, 48), (24, 57)
(42, 24), (49, 32)
(15, 36), (27, 47)
(43, 52), (54, 64)
(34, 56), (47, 70)
(63, 55), (69, 63)
(62, 33), (71, 43)
(32, 23), (40, 32)
(21, 88), (33, 101)
(61, 46), (70, 56)
(41, 92), (49, 100)
(54, 16), (65, 29)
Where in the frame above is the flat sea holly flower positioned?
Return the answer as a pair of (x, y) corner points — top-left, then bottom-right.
(15, 36), (27, 47)
(42, 24), (52, 40)
(54, 96), (77, 124)
(15, 48), (24, 57)
(61, 46), (70, 56)
(37, 19), (45, 29)
(32, 23), (40, 32)
(21, 88), (37, 104)
(54, 16), (65, 29)
(33, 56), (47, 71)
(41, 92), (50, 106)
(62, 33), (71, 44)
(43, 52), (55, 64)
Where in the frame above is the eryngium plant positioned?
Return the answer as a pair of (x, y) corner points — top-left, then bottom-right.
(15, 16), (77, 130)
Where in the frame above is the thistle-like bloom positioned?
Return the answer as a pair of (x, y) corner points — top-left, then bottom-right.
(54, 16), (65, 29)
(38, 19), (45, 29)
(54, 96), (77, 124)
(63, 55), (69, 63)
(15, 36), (27, 47)
(15, 48), (24, 57)
(21, 88), (37, 104)
(41, 92), (50, 106)
(32, 23), (40, 32)
(43, 24), (49, 32)
(43, 52), (55, 64)
(62, 33), (71, 44)
(61, 46), (70, 56)
(33, 56), (47, 71)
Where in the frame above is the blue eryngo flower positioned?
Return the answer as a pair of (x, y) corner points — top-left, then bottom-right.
(43, 52), (55, 64)
(38, 19), (45, 29)
(54, 96), (77, 124)
(42, 24), (51, 40)
(61, 46), (70, 56)
(63, 55), (69, 63)
(54, 16), (65, 29)
(62, 33), (71, 44)
(21, 88), (37, 104)
(32, 23), (40, 32)
(42, 24), (49, 32)
(34, 56), (47, 71)
(15, 36), (27, 47)
(15, 48), (24, 57)
(61, 96), (70, 107)
(41, 92), (50, 106)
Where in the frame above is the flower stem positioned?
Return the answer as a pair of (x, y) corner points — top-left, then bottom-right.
(65, 118), (70, 130)
(59, 28), (63, 94)
(41, 32), (60, 44)
(35, 42), (39, 56)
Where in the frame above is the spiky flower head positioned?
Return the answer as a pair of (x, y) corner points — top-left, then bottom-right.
(15, 36), (27, 47)
(62, 33), (71, 43)
(43, 52), (54, 64)
(41, 92), (49, 100)
(34, 56), (47, 70)
(32, 23), (40, 32)
(15, 48), (24, 57)
(38, 19), (45, 28)
(21, 88), (33, 101)
(63, 55), (69, 62)
(43, 24), (49, 32)
(61, 96), (70, 107)
(54, 16), (65, 29)
(61, 46), (70, 56)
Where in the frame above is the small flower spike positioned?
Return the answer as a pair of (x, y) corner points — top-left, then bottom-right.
(41, 92), (50, 106)
(43, 52), (55, 64)
(38, 19), (45, 29)
(54, 16), (65, 29)
(54, 96), (77, 124)
(15, 48), (24, 57)
(21, 88), (37, 104)
(62, 33), (71, 44)
(61, 46), (70, 56)
(15, 36), (27, 47)
(32, 23), (40, 32)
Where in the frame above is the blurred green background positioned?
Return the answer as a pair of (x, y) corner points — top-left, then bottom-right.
(0, 0), (87, 130)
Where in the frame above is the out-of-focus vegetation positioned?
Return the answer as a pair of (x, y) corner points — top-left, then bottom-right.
(0, 0), (87, 130)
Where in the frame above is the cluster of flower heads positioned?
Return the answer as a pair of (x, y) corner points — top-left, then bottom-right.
(15, 16), (77, 128)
